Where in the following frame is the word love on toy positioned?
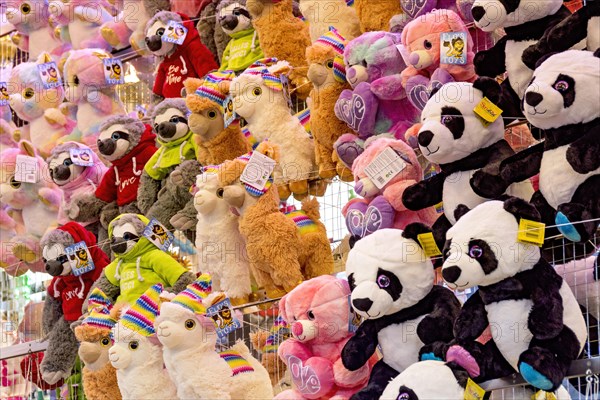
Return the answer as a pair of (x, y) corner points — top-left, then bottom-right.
(104, 58), (124, 85)
(69, 148), (95, 167)
(206, 297), (242, 339)
(162, 21), (188, 45)
(65, 241), (95, 277)
(287, 355), (321, 396)
(0, 82), (8, 106)
(37, 61), (62, 89)
(440, 32), (468, 65)
(142, 218), (174, 251)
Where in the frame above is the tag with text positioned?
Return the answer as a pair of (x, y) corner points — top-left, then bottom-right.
(517, 219), (545, 247)
(142, 218), (174, 251)
(0, 82), (9, 106)
(474, 97), (502, 127)
(417, 232), (442, 257)
(69, 148), (95, 166)
(38, 61), (62, 89)
(162, 21), (188, 45)
(66, 241), (96, 277)
(14, 155), (39, 183)
(240, 151), (277, 192)
(207, 297), (242, 339)
(103, 58), (124, 85)
(364, 146), (407, 190)
(440, 32), (468, 65)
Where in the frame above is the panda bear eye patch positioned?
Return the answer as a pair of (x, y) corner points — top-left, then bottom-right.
(552, 74), (575, 108)
(467, 239), (498, 274)
(440, 106), (464, 139)
(497, 0), (521, 14)
(376, 268), (402, 300)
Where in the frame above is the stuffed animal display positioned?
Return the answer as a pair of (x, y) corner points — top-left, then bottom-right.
(353, 0), (402, 32)
(299, 0), (361, 42)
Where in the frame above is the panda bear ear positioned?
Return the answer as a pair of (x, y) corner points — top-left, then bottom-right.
(473, 77), (501, 104)
(503, 196), (541, 224)
(453, 204), (471, 222)
(402, 223), (432, 248)
(349, 235), (361, 249)
(594, 48), (600, 58)
(534, 51), (560, 69)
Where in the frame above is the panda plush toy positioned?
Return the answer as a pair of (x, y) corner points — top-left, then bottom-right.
(440, 197), (587, 392)
(500, 49), (600, 250)
(402, 78), (534, 250)
(342, 226), (461, 400)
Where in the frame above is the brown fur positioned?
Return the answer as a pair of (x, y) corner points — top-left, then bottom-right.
(250, 330), (286, 385)
(354, 0), (402, 32)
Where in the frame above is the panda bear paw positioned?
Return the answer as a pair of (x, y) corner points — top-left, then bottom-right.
(555, 203), (595, 243)
(518, 347), (565, 391)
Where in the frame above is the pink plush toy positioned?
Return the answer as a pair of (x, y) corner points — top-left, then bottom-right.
(343, 136), (439, 240)
(48, 0), (114, 50)
(276, 276), (377, 400)
(400, 9), (476, 111)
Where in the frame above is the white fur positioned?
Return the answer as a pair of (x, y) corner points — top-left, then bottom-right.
(42, 243), (72, 275)
(299, 0), (362, 42)
(381, 361), (465, 400)
(505, 39), (537, 98)
(471, 0), (562, 31)
(111, 222), (141, 254)
(146, 20), (176, 57)
(378, 315), (425, 372)
(194, 174), (251, 299)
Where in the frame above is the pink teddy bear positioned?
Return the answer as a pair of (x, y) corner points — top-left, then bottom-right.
(276, 275), (376, 400)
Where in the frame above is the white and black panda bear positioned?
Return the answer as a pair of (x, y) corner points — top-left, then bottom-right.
(500, 49), (600, 250)
(440, 197), (587, 392)
(342, 226), (461, 400)
(470, 0), (574, 118)
(402, 78), (534, 250)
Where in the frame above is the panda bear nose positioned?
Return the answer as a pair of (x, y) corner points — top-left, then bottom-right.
(442, 266), (462, 283)
(471, 6), (485, 22)
(417, 130), (434, 147)
(352, 298), (373, 312)
(525, 92), (543, 107)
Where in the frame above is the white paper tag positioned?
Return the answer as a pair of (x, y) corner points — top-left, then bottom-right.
(396, 44), (411, 67)
(14, 155), (39, 183)
(162, 21), (188, 45)
(37, 61), (62, 89)
(142, 218), (174, 251)
(364, 146), (407, 190)
(240, 151), (277, 192)
(69, 148), (95, 167)
(223, 95), (237, 128)
(0, 82), (9, 106)
(103, 58), (124, 85)
(65, 241), (95, 277)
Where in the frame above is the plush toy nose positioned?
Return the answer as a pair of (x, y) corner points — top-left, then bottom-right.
(157, 121), (177, 139)
(417, 130), (434, 147)
(471, 6), (485, 22)
(52, 165), (71, 181)
(291, 320), (317, 341)
(525, 92), (543, 107)
(408, 51), (432, 69)
(220, 15), (238, 30)
(291, 321), (303, 337)
(408, 52), (421, 66)
(79, 342), (101, 365)
(45, 259), (64, 276)
(346, 67), (357, 80)
(110, 238), (128, 254)
(97, 138), (116, 156)
(352, 298), (373, 312)
(442, 266), (462, 283)
(145, 35), (162, 52)
(307, 64), (327, 87)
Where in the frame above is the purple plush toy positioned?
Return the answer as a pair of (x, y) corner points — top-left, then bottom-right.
(334, 32), (419, 169)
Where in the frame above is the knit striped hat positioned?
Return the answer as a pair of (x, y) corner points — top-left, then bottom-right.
(170, 274), (212, 314)
(82, 306), (117, 330)
(120, 284), (163, 336)
(194, 70), (236, 111)
(242, 58), (284, 92)
(315, 27), (347, 83)
(87, 287), (112, 312)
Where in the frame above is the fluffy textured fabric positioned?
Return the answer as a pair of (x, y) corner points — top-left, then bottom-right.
(354, 0), (402, 32)
(250, 318), (289, 385)
(299, 0), (361, 42)
(343, 137), (438, 239)
(198, 0), (232, 64)
(49, 0), (113, 50)
(120, 283), (162, 336)
(276, 276), (376, 399)
(169, 273), (212, 313)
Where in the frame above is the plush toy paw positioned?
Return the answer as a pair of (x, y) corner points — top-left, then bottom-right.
(405, 69), (454, 111)
(555, 203), (594, 243)
(344, 196), (395, 239)
(335, 84), (379, 138)
(41, 368), (71, 385)
(171, 160), (201, 188)
(289, 180), (309, 195)
(318, 162), (337, 179)
(470, 169), (510, 199)
(170, 211), (197, 231)
(446, 345), (481, 378)
(518, 347), (564, 391)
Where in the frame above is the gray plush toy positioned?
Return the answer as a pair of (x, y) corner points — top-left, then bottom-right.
(198, 0), (231, 64)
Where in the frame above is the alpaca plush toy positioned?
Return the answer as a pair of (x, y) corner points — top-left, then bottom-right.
(353, 0), (402, 32)
(334, 31), (419, 169)
(299, 0), (361, 42)
(63, 49), (127, 145)
(400, 9), (476, 111)
(48, 0), (113, 50)
(231, 59), (316, 199)
(8, 52), (75, 156)
(219, 143), (334, 298)
(72, 116), (157, 229)
(109, 284), (178, 400)
(306, 27), (355, 181)
(193, 168), (252, 304)
(216, 0), (265, 72)
(276, 275), (377, 400)
(0, 141), (61, 276)
(156, 275), (275, 399)
(39, 223), (109, 385)
(246, 0), (312, 99)
(137, 98), (196, 230)
(145, 11), (218, 101)
(74, 288), (122, 400)
(343, 136), (439, 240)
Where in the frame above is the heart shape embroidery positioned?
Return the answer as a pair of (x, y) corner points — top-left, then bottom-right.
(287, 355), (321, 396)
(345, 201), (395, 238)
(401, 0), (433, 19)
(335, 92), (366, 132)
(405, 70), (455, 111)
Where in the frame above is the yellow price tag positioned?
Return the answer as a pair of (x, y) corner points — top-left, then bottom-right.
(517, 219), (546, 247)
(417, 232), (442, 257)
(531, 390), (558, 400)
(464, 378), (486, 400)
(473, 97), (503, 127)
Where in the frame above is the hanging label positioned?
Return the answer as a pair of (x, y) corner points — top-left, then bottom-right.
(240, 151), (277, 192)
(66, 241), (96, 277)
(0, 82), (9, 106)
(103, 58), (124, 85)
(531, 390), (557, 400)
(364, 146), (407, 190)
(14, 155), (39, 183)
(517, 219), (545, 247)
(440, 32), (468, 65)
(279, 74), (294, 109)
(206, 297), (242, 338)
(464, 378), (486, 400)
(396, 44), (411, 67)
(142, 218), (174, 251)
(417, 232), (442, 257)
(37, 61), (62, 89)
(69, 148), (95, 167)
(162, 21), (188, 45)
(223, 95), (237, 128)
(473, 97), (502, 127)
(348, 295), (362, 333)
(136, 105), (146, 120)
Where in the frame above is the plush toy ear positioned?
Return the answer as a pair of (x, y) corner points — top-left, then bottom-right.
(19, 140), (37, 157)
(454, 204), (471, 222)
(348, 235), (361, 249)
(401, 223), (432, 248)
(534, 52), (559, 69)
(503, 196), (541, 223)
(278, 295), (288, 323)
(594, 48), (600, 58)
(184, 77), (203, 97)
(473, 77), (501, 104)
(255, 141), (280, 163)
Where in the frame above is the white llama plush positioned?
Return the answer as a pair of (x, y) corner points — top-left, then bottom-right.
(194, 167), (252, 304)
(108, 284), (177, 400)
(231, 58), (316, 199)
(155, 275), (274, 400)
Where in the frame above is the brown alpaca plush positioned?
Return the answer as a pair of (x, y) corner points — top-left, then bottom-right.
(246, 0), (312, 99)
(219, 142), (334, 298)
(355, 0), (402, 32)
(306, 27), (356, 181)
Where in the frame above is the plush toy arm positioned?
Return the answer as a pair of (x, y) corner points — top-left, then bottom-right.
(40, 317), (79, 385)
(383, 179), (418, 211)
(152, 64), (166, 98)
(170, 159), (201, 188)
(566, 130), (600, 174)
(71, 194), (107, 223)
(474, 37), (508, 78)
(81, 273), (120, 314)
(417, 286), (461, 344)
(164, 271), (197, 294)
(99, 201), (119, 229)
(371, 75), (406, 100)
(42, 295), (63, 336)
(471, 140), (516, 198)
(137, 171), (161, 214)
(499, 142), (544, 183)
(170, 200), (198, 231)
(453, 290), (489, 342)
(528, 262), (564, 340)
(278, 339), (313, 362)
(341, 321), (378, 371)
(400, 66), (422, 87)
(218, 41), (232, 71)
(402, 172), (446, 211)
(333, 357), (371, 388)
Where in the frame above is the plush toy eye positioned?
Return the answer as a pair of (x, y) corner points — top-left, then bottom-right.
(157, 27), (165, 36)
(72, 75), (80, 86)
(252, 87), (262, 96)
(207, 110), (217, 119)
(469, 245), (483, 258)
(123, 232), (134, 240)
(233, 9), (240, 16)
(128, 341), (139, 350)
(185, 319), (196, 330)
(440, 115), (454, 126)
(63, 158), (73, 166)
(101, 338), (111, 346)
(111, 132), (121, 141)
(20, 3), (31, 14)
(423, 40), (433, 50)
(307, 310), (315, 320)
(377, 274), (390, 288)
(326, 60), (334, 69)
(216, 187), (224, 198)
(554, 80), (569, 91)
(9, 177), (21, 189)
(22, 88), (34, 99)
